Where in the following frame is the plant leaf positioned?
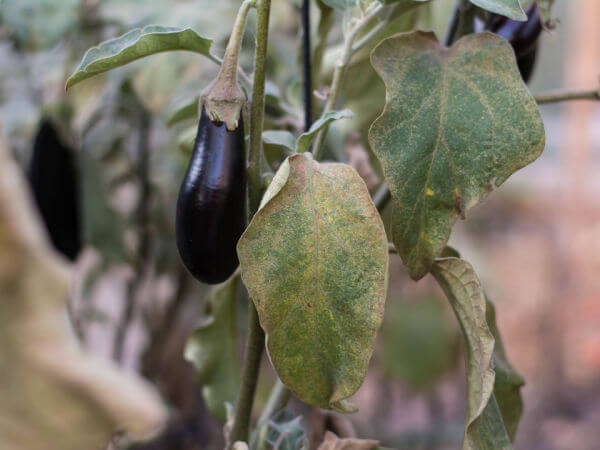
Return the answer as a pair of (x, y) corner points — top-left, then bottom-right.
(432, 257), (523, 450)
(249, 411), (308, 450)
(369, 31), (544, 279)
(486, 298), (525, 441)
(66, 25), (213, 90)
(166, 96), (199, 126)
(263, 130), (297, 152)
(319, 0), (356, 10)
(0, 137), (166, 449)
(237, 153), (388, 412)
(296, 109), (354, 153)
(184, 275), (240, 424)
(469, 0), (526, 20)
(316, 431), (379, 450)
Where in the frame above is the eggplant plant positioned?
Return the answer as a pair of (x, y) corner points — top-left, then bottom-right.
(59, 0), (600, 448)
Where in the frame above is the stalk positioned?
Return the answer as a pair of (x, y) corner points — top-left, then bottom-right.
(535, 88), (600, 104)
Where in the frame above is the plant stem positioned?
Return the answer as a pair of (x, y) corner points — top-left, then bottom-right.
(229, 0), (272, 445)
(247, 0), (272, 216)
(535, 88), (600, 104)
(258, 379), (292, 424)
(312, 3), (384, 161)
(445, 0), (474, 46)
(312, 2), (335, 104)
(302, 0), (313, 131)
(220, 0), (256, 86)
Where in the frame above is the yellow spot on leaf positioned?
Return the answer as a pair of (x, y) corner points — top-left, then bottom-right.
(426, 188), (434, 196)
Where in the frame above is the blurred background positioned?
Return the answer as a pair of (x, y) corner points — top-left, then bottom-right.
(0, 0), (599, 449)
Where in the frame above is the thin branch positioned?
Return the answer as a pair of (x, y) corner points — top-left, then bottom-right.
(312, 3), (385, 160)
(302, 0), (313, 131)
(535, 88), (600, 104)
(229, 0), (271, 445)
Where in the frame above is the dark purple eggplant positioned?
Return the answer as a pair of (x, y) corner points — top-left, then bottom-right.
(176, 107), (246, 284)
(485, 4), (543, 83)
(28, 119), (82, 261)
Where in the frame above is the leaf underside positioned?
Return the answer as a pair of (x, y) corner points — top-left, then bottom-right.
(432, 257), (524, 450)
(469, 0), (527, 21)
(66, 25), (213, 90)
(237, 153), (388, 411)
(369, 31), (545, 280)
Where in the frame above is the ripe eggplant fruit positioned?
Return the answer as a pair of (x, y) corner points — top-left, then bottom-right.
(176, 107), (246, 284)
(485, 4), (542, 83)
(28, 119), (82, 261)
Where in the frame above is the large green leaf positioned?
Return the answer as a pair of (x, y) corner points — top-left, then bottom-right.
(237, 153), (388, 412)
(469, 0), (526, 20)
(432, 257), (524, 450)
(184, 275), (240, 424)
(369, 31), (545, 280)
(66, 25), (213, 90)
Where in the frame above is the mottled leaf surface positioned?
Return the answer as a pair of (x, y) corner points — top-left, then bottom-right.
(469, 0), (526, 20)
(185, 276), (240, 424)
(432, 257), (523, 449)
(0, 138), (166, 449)
(237, 153), (388, 411)
(369, 31), (544, 279)
(66, 26), (213, 89)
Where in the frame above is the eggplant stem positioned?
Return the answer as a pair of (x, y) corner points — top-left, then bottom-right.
(535, 88), (600, 104)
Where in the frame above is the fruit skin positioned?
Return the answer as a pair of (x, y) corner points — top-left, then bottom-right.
(28, 119), (82, 261)
(176, 107), (246, 284)
(485, 5), (542, 83)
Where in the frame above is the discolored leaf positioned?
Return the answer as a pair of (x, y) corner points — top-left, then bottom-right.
(66, 26), (213, 90)
(369, 31), (544, 279)
(237, 153), (388, 411)
(316, 431), (378, 450)
(432, 257), (523, 450)
(184, 275), (241, 424)
(469, 0), (526, 21)
(0, 138), (166, 449)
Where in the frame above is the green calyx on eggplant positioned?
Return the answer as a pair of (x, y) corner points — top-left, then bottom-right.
(28, 119), (82, 261)
(480, 4), (543, 83)
(176, 107), (246, 284)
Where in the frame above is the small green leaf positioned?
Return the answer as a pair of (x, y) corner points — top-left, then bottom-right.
(166, 96), (199, 127)
(536, 0), (555, 24)
(262, 130), (297, 152)
(296, 109), (353, 153)
(319, 0), (356, 10)
(469, 0), (526, 20)
(66, 26), (213, 90)
(432, 257), (523, 450)
(250, 412), (308, 450)
(237, 153), (388, 411)
(184, 276), (240, 424)
(369, 31), (545, 279)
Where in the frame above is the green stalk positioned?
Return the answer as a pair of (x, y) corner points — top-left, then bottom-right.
(311, 3), (384, 161)
(229, 0), (272, 445)
(535, 88), (600, 104)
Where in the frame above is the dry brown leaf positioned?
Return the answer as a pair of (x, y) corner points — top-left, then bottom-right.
(317, 431), (379, 450)
(0, 137), (167, 450)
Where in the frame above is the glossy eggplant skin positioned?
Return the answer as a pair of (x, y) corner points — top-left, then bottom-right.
(485, 5), (542, 83)
(176, 107), (246, 284)
(28, 119), (82, 261)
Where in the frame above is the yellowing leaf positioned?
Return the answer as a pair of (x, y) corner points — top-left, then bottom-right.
(237, 153), (388, 412)
(0, 139), (167, 449)
(369, 31), (545, 279)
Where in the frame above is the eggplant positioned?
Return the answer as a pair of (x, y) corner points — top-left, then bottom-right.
(28, 119), (82, 261)
(176, 107), (246, 284)
(485, 4), (543, 83)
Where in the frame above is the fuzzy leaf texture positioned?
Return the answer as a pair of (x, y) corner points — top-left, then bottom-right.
(237, 153), (388, 412)
(432, 257), (524, 450)
(0, 137), (166, 449)
(184, 276), (240, 424)
(369, 31), (545, 279)
(66, 25), (213, 89)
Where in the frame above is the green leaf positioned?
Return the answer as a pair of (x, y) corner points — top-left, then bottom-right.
(432, 257), (523, 450)
(486, 298), (525, 442)
(319, 0), (356, 10)
(296, 109), (353, 153)
(66, 25), (213, 90)
(166, 96), (199, 127)
(262, 130), (297, 152)
(536, 0), (555, 24)
(469, 0), (526, 20)
(237, 153), (388, 412)
(369, 31), (545, 280)
(184, 276), (240, 424)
